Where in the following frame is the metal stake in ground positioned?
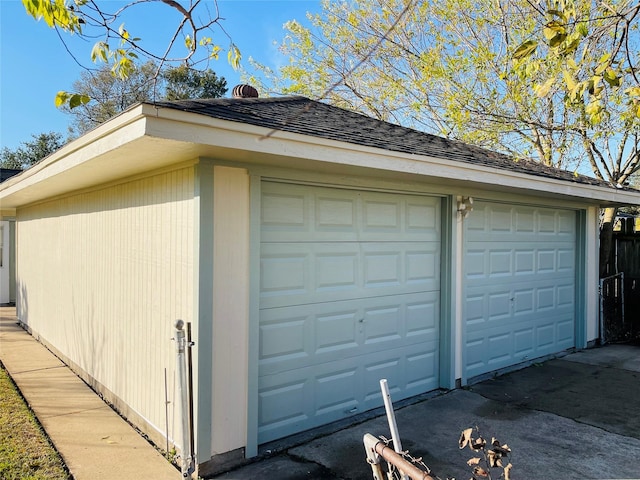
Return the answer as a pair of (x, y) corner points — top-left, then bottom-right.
(175, 320), (194, 478)
(380, 378), (409, 480)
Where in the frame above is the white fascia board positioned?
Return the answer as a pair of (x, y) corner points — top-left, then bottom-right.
(0, 106), (149, 207)
(146, 105), (640, 206)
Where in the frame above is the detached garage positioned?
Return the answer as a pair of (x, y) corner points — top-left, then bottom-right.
(1, 93), (638, 475)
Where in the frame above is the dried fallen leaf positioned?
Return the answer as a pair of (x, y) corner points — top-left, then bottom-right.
(471, 436), (486, 450)
(494, 443), (510, 454)
(504, 462), (513, 480)
(472, 466), (489, 477)
(467, 457), (481, 466)
(459, 428), (473, 449)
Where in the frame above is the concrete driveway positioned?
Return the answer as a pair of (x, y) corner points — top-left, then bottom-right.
(217, 345), (640, 479)
(3, 302), (637, 480)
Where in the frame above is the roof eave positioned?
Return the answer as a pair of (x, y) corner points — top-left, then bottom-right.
(144, 105), (640, 207)
(1, 103), (638, 209)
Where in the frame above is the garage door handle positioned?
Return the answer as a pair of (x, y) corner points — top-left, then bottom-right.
(347, 407), (358, 414)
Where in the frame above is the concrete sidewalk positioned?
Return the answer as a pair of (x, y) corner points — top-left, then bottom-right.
(0, 306), (179, 480)
(3, 301), (640, 480)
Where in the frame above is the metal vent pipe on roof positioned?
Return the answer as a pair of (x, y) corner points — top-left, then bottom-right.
(232, 84), (259, 98)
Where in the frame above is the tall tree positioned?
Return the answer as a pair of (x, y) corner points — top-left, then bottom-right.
(63, 62), (158, 136)
(21, 0), (240, 109)
(64, 62), (228, 136)
(251, 0), (640, 274)
(163, 64), (227, 100)
(510, 0), (640, 274)
(0, 132), (66, 169)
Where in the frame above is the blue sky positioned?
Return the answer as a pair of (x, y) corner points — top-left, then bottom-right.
(0, 0), (319, 150)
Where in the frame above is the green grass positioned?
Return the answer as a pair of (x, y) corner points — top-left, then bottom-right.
(0, 363), (70, 480)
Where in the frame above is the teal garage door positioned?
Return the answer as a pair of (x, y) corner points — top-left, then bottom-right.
(258, 182), (441, 443)
(464, 202), (576, 379)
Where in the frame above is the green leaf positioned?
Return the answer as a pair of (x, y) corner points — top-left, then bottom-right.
(549, 34), (567, 48)
(543, 21), (565, 41)
(587, 76), (603, 96)
(68, 93), (90, 109)
(576, 21), (588, 37)
(585, 99), (602, 115)
(22, 0), (39, 18)
(596, 53), (612, 72)
(560, 36), (580, 55)
(625, 86), (640, 97)
(535, 77), (555, 97)
(209, 45), (221, 60)
(603, 68), (620, 87)
(54, 91), (70, 108)
(546, 9), (568, 22)
(91, 41), (109, 63)
(595, 61), (608, 76)
(118, 23), (129, 40)
(228, 44), (241, 70)
(562, 70), (577, 91)
(513, 40), (537, 60)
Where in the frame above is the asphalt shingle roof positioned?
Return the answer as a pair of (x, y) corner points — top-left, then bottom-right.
(153, 96), (614, 189)
(0, 168), (22, 183)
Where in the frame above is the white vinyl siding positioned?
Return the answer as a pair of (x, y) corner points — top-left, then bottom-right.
(15, 166), (195, 448)
(258, 182), (441, 443)
(463, 202), (576, 379)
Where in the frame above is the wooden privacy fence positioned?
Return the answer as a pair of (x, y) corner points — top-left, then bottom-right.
(601, 229), (640, 342)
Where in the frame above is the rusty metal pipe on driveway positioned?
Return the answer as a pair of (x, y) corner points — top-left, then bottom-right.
(363, 433), (435, 480)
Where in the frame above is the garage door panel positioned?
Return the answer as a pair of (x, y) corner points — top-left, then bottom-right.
(259, 292), (439, 377)
(261, 182), (440, 243)
(261, 189), (308, 231)
(465, 243), (575, 280)
(466, 313), (574, 377)
(513, 328), (535, 357)
(405, 349), (439, 390)
(464, 202), (576, 379)
(466, 278), (573, 315)
(466, 271), (575, 290)
(466, 205), (575, 244)
(259, 182), (441, 443)
(465, 307), (575, 332)
(557, 318), (575, 346)
(260, 242), (439, 309)
(258, 341), (439, 442)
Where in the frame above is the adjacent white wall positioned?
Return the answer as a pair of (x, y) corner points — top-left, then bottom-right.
(15, 165), (195, 449)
